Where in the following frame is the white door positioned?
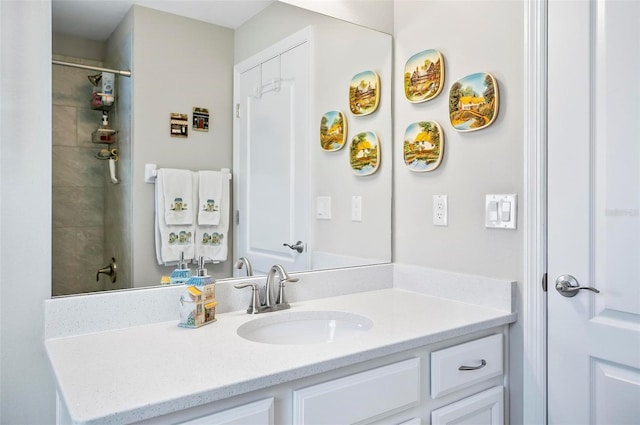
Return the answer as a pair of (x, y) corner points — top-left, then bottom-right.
(548, 1), (640, 423)
(234, 34), (310, 276)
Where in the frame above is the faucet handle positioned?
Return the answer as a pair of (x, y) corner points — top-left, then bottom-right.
(276, 275), (298, 306)
(233, 282), (261, 314)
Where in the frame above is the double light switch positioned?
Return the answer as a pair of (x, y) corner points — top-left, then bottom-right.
(485, 194), (517, 229)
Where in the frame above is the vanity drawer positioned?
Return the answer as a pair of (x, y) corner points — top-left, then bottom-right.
(430, 334), (503, 398)
(293, 358), (421, 424)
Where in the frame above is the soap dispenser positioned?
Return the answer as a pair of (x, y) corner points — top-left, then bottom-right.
(178, 257), (217, 328)
(170, 252), (192, 285)
(185, 256), (215, 287)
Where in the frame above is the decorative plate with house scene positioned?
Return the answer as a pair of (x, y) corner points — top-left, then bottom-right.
(404, 49), (444, 103)
(349, 70), (380, 116)
(349, 131), (380, 176)
(448, 72), (499, 132)
(403, 121), (444, 172)
(320, 110), (347, 151)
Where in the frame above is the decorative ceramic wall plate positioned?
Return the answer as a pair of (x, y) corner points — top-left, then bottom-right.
(349, 131), (380, 176)
(349, 70), (380, 116)
(403, 121), (444, 172)
(320, 110), (347, 151)
(404, 49), (444, 103)
(448, 72), (499, 132)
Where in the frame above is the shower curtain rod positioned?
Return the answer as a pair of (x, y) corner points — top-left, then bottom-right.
(52, 60), (132, 77)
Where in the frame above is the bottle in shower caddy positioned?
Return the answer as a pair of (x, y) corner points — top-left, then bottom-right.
(169, 251), (192, 285)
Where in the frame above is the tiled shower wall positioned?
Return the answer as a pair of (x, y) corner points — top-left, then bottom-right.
(51, 54), (129, 296)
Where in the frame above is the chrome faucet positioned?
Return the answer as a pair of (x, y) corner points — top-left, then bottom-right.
(234, 264), (298, 314)
(267, 264), (299, 308)
(234, 256), (253, 276)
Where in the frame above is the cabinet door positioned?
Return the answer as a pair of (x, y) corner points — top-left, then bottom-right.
(431, 386), (503, 425)
(293, 358), (421, 424)
(177, 398), (274, 425)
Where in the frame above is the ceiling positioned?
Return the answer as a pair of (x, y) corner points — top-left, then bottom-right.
(52, 0), (276, 41)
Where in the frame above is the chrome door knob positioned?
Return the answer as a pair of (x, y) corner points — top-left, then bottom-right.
(555, 274), (600, 297)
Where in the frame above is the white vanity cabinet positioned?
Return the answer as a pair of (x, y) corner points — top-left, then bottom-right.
(292, 358), (421, 424)
(431, 386), (504, 425)
(176, 398), (274, 425)
(46, 287), (516, 425)
(429, 334), (505, 425)
(124, 329), (507, 425)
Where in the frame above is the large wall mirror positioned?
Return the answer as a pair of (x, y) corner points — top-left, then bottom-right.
(51, 0), (392, 297)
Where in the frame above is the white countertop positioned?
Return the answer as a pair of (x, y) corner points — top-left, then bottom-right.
(45, 288), (516, 425)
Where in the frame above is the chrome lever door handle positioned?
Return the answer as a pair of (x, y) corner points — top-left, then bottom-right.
(283, 241), (304, 253)
(555, 274), (600, 297)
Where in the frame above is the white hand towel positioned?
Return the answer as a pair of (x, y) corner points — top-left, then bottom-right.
(195, 171), (230, 262)
(155, 170), (195, 264)
(160, 168), (194, 225)
(197, 170), (222, 225)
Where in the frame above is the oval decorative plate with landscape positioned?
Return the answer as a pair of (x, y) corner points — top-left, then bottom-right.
(403, 121), (444, 172)
(320, 110), (347, 152)
(404, 49), (444, 103)
(349, 131), (380, 176)
(349, 70), (380, 116)
(448, 72), (499, 132)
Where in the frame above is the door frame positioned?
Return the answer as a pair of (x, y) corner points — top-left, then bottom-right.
(523, 0), (547, 423)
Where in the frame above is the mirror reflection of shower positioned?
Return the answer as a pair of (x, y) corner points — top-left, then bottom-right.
(51, 32), (132, 296)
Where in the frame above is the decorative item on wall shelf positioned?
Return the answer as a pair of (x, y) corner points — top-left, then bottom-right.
(192, 107), (210, 132)
(170, 113), (189, 138)
(403, 121), (444, 172)
(404, 49), (444, 103)
(449, 72), (499, 132)
(349, 70), (380, 116)
(349, 131), (380, 176)
(320, 110), (347, 151)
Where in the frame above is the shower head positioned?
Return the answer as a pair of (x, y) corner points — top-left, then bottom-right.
(88, 73), (102, 86)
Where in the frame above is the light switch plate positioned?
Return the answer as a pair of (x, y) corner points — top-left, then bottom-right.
(316, 196), (331, 220)
(485, 194), (517, 229)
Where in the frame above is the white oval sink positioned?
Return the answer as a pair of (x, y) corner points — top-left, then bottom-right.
(237, 311), (373, 345)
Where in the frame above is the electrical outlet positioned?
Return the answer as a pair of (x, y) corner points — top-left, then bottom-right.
(351, 195), (362, 222)
(433, 195), (448, 226)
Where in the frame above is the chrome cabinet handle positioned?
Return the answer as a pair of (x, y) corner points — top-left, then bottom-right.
(459, 359), (487, 371)
(555, 274), (600, 298)
(283, 241), (304, 253)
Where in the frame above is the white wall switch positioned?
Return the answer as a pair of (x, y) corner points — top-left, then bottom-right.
(433, 195), (448, 226)
(485, 194), (517, 229)
(316, 196), (331, 220)
(351, 195), (362, 222)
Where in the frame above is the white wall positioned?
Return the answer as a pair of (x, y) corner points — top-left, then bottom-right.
(131, 6), (235, 285)
(279, 0), (394, 34)
(0, 2), (56, 424)
(393, 1), (525, 422)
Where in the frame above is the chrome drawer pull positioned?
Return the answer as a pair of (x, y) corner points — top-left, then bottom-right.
(458, 359), (487, 371)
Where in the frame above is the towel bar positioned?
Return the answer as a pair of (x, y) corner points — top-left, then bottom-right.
(144, 164), (231, 184)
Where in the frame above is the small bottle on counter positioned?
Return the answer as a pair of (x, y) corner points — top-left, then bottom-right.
(178, 257), (217, 328)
